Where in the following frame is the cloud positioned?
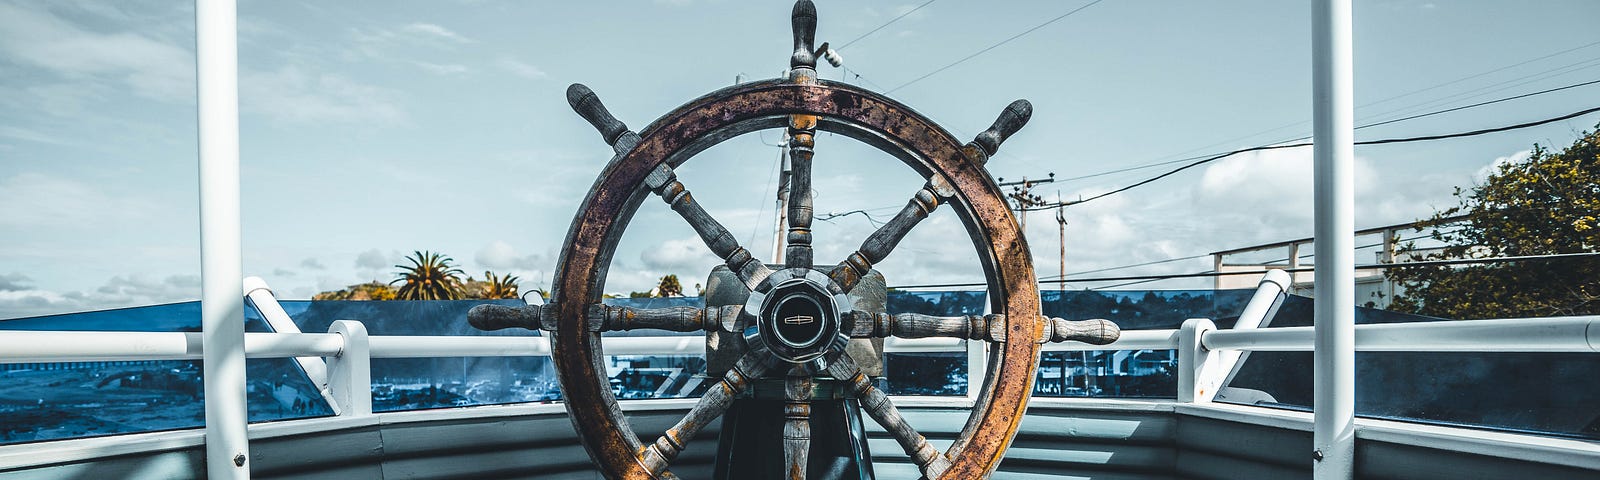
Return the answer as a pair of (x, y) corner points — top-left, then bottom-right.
(0, 273), (32, 291)
(272, 268), (296, 277)
(639, 237), (720, 272)
(0, 173), (159, 229)
(0, 2), (194, 102)
(400, 23), (473, 44)
(413, 61), (469, 76)
(0, 125), (66, 145)
(475, 240), (553, 274)
(496, 57), (548, 80)
(242, 66), (406, 124)
(356, 249), (392, 270)
(1476, 149), (1529, 183)
(1194, 145), (1379, 221)
(0, 273), (202, 319)
(300, 257), (327, 270)
(95, 274), (200, 299)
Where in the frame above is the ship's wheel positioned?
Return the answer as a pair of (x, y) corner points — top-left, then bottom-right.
(470, 1), (1119, 478)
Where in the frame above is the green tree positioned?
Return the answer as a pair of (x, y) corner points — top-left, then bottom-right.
(655, 274), (683, 297)
(1388, 125), (1600, 319)
(313, 281), (397, 301)
(460, 270), (521, 300)
(391, 250), (465, 300)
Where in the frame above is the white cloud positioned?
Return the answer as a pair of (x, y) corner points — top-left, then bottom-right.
(300, 257), (327, 270)
(0, 173), (159, 229)
(475, 241), (553, 292)
(639, 237), (720, 272)
(413, 61), (470, 76)
(496, 57), (548, 80)
(1476, 149), (1529, 183)
(0, 125), (66, 145)
(401, 22), (474, 44)
(0, 2), (194, 102)
(242, 66), (406, 124)
(0, 273), (203, 319)
(1195, 145), (1379, 222)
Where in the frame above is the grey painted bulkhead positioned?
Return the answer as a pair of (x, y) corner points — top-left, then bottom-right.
(1, 402), (1595, 479)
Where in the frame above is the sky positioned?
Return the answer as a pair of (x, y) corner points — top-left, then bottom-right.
(1, 0), (1598, 319)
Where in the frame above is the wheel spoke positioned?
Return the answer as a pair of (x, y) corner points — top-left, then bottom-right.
(467, 303), (742, 333)
(589, 304), (742, 333)
(645, 163), (773, 290)
(844, 310), (999, 341)
(783, 369), (813, 479)
(639, 351), (770, 476)
(785, 114), (816, 269)
(843, 311), (1121, 345)
(1042, 316), (1121, 345)
(828, 99), (1036, 293)
(828, 183), (943, 293)
(827, 353), (950, 478)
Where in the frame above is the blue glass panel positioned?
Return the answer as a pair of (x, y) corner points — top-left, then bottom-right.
(1033, 289), (1254, 398)
(268, 299), (542, 412)
(880, 290), (986, 396)
(1222, 295), (1600, 440)
(1, 301), (332, 445)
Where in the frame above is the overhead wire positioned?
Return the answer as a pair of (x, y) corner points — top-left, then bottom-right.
(1060, 73), (1600, 185)
(836, 0), (935, 51)
(885, 0), (1104, 94)
(1026, 103), (1600, 210)
(1075, 45), (1600, 182)
(885, 251), (1600, 290)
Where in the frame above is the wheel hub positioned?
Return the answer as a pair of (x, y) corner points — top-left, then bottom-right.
(744, 268), (851, 367)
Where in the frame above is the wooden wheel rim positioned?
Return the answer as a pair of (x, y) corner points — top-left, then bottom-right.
(549, 78), (1043, 479)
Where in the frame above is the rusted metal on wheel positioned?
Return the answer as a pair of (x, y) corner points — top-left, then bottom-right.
(550, 76), (1047, 478)
(531, 1), (1124, 478)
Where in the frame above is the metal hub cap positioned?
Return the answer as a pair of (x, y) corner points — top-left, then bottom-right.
(743, 268), (851, 367)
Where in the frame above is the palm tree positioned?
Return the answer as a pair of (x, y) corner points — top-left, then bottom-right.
(482, 270), (520, 299)
(392, 250), (465, 300)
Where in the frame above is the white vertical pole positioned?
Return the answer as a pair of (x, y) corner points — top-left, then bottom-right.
(1311, 0), (1355, 478)
(197, 0), (249, 477)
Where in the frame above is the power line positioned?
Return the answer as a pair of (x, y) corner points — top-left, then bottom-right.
(837, 0), (935, 51)
(886, 251), (1600, 289)
(1027, 103), (1600, 210)
(1038, 254), (1211, 280)
(886, 0), (1104, 94)
(1361, 39), (1600, 112)
(1059, 75), (1600, 185)
(1354, 78), (1600, 131)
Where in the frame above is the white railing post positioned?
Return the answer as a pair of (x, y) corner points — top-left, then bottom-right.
(327, 320), (372, 416)
(243, 277), (341, 415)
(1312, 0), (1357, 476)
(1177, 318), (1217, 403)
(196, 0), (248, 477)
(1203, 270), (1292, 402)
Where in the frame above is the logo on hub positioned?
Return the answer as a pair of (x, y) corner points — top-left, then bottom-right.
(783, 315), (816, 325)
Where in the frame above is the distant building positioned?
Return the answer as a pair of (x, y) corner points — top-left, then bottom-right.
(1212, 215), (1467, 309)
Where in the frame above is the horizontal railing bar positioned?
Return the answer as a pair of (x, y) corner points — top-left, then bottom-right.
(6, 316), (1594, 363)
(369, 336), (549, 358)
(1202, 316), (1600, 352)
(1042, 329), (1180, 351)
(0, 332), (346, 363)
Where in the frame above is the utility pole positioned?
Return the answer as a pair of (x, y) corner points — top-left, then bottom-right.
(772, 134), (791, 264)
(1055, 198), (1066, 293)
(996, 172), (1055, 229)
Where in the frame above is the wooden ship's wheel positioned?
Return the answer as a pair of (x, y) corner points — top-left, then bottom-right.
(469, 1), (1120, 478)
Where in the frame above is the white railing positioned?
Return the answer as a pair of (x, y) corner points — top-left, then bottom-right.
(4, 271), (1599, 471)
